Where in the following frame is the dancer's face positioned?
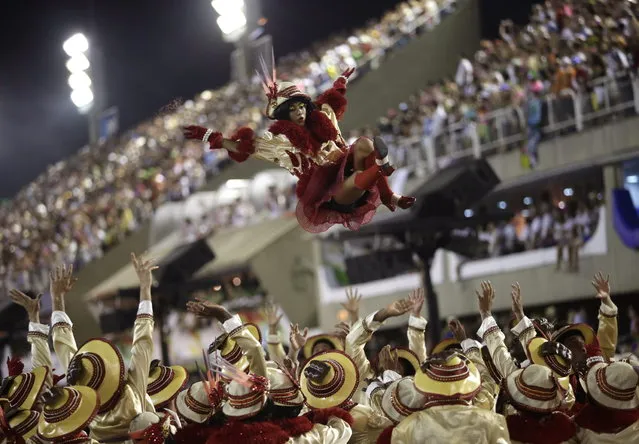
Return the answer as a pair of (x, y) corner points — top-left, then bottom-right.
(289, 101), (306, 126)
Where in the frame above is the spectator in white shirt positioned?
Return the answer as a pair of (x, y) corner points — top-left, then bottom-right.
(455, 55), (474, 87)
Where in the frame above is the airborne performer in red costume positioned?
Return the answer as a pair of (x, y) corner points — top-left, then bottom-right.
(183, 61), (415, 234)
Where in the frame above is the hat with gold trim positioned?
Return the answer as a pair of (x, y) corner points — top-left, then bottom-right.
(300, 350), (359, 410)
(380, 377), (427, 424)
(0, 366), (49, 411)
(37, 386), (100, 442)
(209, 334), (250, 376)
(414, 352), (481, 403)
(222, 374), (270, 420)
(266, 361), (305, 407)
(394, 348), (420, 375)
(586, 362), (639, 410)
(245, 323), (263, 344)
(0, 405), (40, 443)
(147, 361), (188, 410)
(68, 338), (125, 414)
(526, 338), (572, 378)
(431, 338), (461, 355)
(505, 364), (564, 413)
(302, 335), (343, 361)
(551, 324), (595, 347)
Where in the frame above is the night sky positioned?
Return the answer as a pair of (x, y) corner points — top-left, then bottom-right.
(0, 0), (535, 197)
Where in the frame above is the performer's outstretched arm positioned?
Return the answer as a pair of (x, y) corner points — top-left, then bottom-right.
(49, 265), (79, 372)
(315, 68), (355, 120)
(128, 253), (156, 407)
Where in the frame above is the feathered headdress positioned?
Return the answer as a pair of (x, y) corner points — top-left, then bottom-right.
(256, 48), (312, 120)
(209, 354), (268, 394)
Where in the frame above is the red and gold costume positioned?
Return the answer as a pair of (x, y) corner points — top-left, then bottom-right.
(184, 64), (414, 233)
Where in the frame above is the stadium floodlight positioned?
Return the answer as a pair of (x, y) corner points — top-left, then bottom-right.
(63, 33), (89, 56)
(217, 11), (247, 35)
(65, 53), (91, 73)
(70, 87), (94, 109)
(68, 71), (92, 90)
(211, 0), (244, 16)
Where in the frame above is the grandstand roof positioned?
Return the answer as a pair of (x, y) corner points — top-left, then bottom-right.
(84, 216), (299, 298)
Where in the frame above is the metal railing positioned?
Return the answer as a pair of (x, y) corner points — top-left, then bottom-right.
(388, 73), (639, 175)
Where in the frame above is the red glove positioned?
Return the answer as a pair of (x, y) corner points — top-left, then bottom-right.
(182, 126), (223, 149)
(340, 67), (356, 79)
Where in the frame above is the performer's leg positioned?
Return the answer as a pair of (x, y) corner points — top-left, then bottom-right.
(363, 153), (416, 212)
(352, 137), (374, 172)
(333, 164), (382, 205)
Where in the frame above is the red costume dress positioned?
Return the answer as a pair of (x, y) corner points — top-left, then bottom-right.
(184, 68), (414, 233)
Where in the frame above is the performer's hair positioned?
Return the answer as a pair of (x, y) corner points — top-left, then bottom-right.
(273, 97), (315, 121)
(270, 404), (303, 419)
(311, 339), (336, 353)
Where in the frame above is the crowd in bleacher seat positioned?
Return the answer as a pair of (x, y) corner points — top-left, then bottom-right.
(477, 188), (602, 267)
(0, 0), (456, 296)
(368, 0), (639, 170)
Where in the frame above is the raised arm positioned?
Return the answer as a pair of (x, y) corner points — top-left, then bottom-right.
(127, 253), (157, 405)
(183, 125), (255, 163)
(264, 301), (286, 364)
(406, 288), (427, 363)
(49, 265), (79, 371)
(9, 289), (53, 390)
(315, 68), (355, 120)
(592, 272), (618, 361)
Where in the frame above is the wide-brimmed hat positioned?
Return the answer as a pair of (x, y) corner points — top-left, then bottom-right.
(37, 386), (100, 442)
(300, 351), (359, 410)
(303, 335), (343, 361)
(211, 334), (249, 374)
(175, 382), (214, 424)
(222, 375), (269, 420)
(266, 362), (304, 407)
(526, 338), (572, 378)
(505, 365), (564, 413)
(129, 412), (178, 443)
(245, 323), (263, 344)
(264, 81), (314, 120)
(552, 324), (595, 347)
(147, 362), (188, 410)
(586, 362), (639, 410)
(380, 377), (427, 424)
(414, 353), (480, 402)
(0, 408), (40, 442)
(431, 338), (461, 355)
(2, 366), (49, 410)
(70, 338), (125, 414)
(394, 348), (420, 374)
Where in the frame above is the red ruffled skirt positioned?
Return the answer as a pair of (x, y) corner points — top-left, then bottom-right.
(295, 145), (381, 233)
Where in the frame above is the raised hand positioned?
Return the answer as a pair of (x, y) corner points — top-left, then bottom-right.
(592, 272), (612, 308)
(289, 323), (308, 352)
(511, 282), (524, 323)
(408, 288), (425, 317)
(9, 289), (42, 323)
(448, 319), (467, 342)
(182, 125), (209, 141)
(476, 281), (495, 319)
(334, 322), (351, 339)
(377, 345), (399, 374)
(264, 301), (284, 335)
(340, 67), (356, 79)
(341, 288), (362, 322)
(186, 299), (230, 322)
(49, 264), (77, 312)
(131, 253), (158, 291)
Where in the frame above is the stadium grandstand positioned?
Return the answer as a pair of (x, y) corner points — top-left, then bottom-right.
(1, 0), (639, 441)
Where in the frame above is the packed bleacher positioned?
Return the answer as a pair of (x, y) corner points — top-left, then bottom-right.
(0, 0), (457, 296)
(371, 0), (639, 170)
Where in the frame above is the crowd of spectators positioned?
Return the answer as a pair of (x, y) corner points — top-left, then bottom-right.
(475, 187), (603, 273)
(369, 0), (639, 170)
(0, 0), (457, 295)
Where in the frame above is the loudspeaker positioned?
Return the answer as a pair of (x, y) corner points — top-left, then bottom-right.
(345, 249), (415, 285)
(413, 159), (500, 219)
(155, 238), (216, 285)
